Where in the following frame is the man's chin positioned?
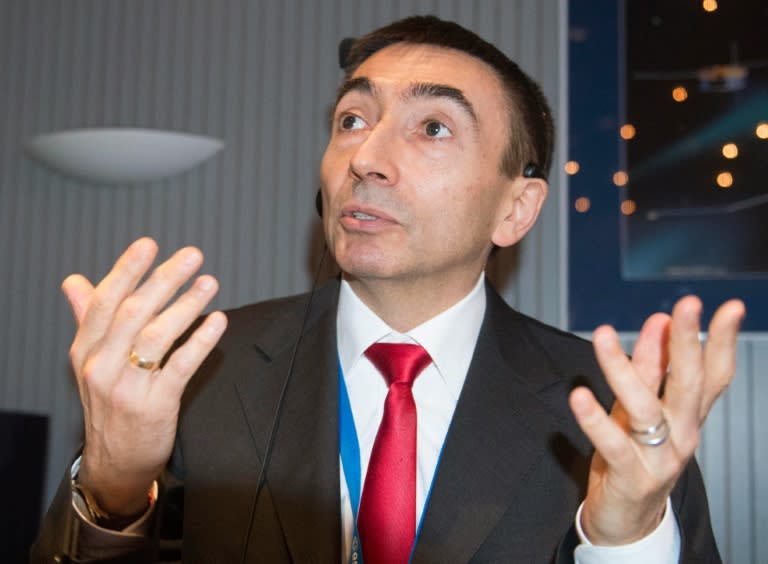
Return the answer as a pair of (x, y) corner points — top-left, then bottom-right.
(334, 249), (406, 281)
(337, 261), (402, 282)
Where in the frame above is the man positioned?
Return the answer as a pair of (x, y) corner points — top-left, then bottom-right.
(32, 15), (743, 563)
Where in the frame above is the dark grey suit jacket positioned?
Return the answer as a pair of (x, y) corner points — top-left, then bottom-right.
(32, 279), (721, 563)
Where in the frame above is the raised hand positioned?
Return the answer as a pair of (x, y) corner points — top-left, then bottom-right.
(63, 237), (227, 518)
(569, 296), (745, 545)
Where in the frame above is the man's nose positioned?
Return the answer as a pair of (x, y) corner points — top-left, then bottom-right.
(348, 121), (399, 186)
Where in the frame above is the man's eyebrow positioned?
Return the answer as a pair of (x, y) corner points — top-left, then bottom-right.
(333, 78), (477, 126)
(334, 76), (377, 107)
(403, 82), (478, 126)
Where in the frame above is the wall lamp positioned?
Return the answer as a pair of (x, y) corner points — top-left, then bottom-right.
(25, 128), (224, 184)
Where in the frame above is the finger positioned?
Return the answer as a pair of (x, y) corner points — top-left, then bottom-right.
(630, 312), (671, 394)
(592, 325), (661, 430)
(106, 246), (204, 357)
(157, 311), (228, 396)
(569, 387), (637, 470)
(664, 296), (704, 430)
(77, 238), (159, 353)
(700, 299), (745, 417)
(128, 275), (220, 368)
(62, 274), (95, 325)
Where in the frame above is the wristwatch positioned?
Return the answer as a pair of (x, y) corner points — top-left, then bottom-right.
(71, 477), (155, 530)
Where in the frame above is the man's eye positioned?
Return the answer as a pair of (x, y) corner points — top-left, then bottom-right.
(340, 114), (365, 130)
(424, 120), (451, 138)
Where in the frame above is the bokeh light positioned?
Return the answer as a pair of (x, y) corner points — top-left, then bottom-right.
(672, 86), (688, 102)
(716, 171), (733, 188)
(620, 200), (637, 215)
(721, 143), (738, 159)
(620, 124), (636, 140)
(574, 197), (591, 213)
(564, 160), (580, 175)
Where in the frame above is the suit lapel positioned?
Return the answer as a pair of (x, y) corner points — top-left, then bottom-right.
(233, 281), (341, 563)
(413, 285), (566, 563)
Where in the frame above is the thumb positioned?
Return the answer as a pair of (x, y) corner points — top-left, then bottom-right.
(62, 274), (95, 325)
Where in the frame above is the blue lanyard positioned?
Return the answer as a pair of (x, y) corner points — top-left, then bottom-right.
(338, 364), (364, 564)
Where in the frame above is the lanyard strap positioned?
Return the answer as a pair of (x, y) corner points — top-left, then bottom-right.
(339, 364), (362, 518)
(339, 364), (364, 564)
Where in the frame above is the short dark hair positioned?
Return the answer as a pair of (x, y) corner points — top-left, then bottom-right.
(341, 15), (555, 180)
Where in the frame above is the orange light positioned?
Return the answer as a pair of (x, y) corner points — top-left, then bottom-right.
(672, 86), (688, 102)
(620, 124), (636, 140)
(757, 122), (768, 139)
(574, 197), (591, 213)
(620, 200), (637, 215)
(613, 171), (629, 186)
(716, 172), (733, 188)
(702, 0), (718, 12)
(564, 160), (580, 175)
(722, 143), (738, 159)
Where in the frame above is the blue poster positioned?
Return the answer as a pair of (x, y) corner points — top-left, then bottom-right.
(568, 0), (768, 331)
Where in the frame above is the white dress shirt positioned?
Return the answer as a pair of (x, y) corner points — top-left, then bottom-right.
(336, 275), (680, 564)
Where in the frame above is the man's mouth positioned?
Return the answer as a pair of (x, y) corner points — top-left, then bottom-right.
(340, 204), (397, 230)
(351, 211), (379, 221)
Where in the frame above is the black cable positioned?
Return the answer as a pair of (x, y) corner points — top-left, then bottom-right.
(238, 245), (329, 563)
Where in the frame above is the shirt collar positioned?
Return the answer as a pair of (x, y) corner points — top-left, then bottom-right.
(336, 274), (487, 400)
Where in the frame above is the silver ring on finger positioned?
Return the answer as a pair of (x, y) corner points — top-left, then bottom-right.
(630, 416), (670, 447)
(128, 349), (161, 372)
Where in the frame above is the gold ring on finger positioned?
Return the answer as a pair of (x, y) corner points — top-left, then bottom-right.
(128, 349), (161, 372)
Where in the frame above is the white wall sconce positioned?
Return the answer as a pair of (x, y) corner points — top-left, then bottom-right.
(25, 128), (224, 184)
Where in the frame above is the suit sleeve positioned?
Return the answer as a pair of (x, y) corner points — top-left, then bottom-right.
(29, 464), (157, 563)
(672, 457), (723, 563)
(29, 455), (185, 564)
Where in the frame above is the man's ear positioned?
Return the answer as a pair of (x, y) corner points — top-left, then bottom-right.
(491, 177), (548, 248)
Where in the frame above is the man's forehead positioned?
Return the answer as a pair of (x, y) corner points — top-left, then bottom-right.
(336, 43), (504, 111)
(349, 43), (499, 84)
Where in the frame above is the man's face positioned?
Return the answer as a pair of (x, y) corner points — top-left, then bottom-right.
(320, 43), (521, 290)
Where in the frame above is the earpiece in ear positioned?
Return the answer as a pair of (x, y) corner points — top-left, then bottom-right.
(522, 162), (546, 180)
(315, 188), (323, 218)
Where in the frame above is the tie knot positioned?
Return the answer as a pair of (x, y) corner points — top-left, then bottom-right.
(364, 343), (432, 387)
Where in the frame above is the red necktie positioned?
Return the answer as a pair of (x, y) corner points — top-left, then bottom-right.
(358, 343), (432, 564)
